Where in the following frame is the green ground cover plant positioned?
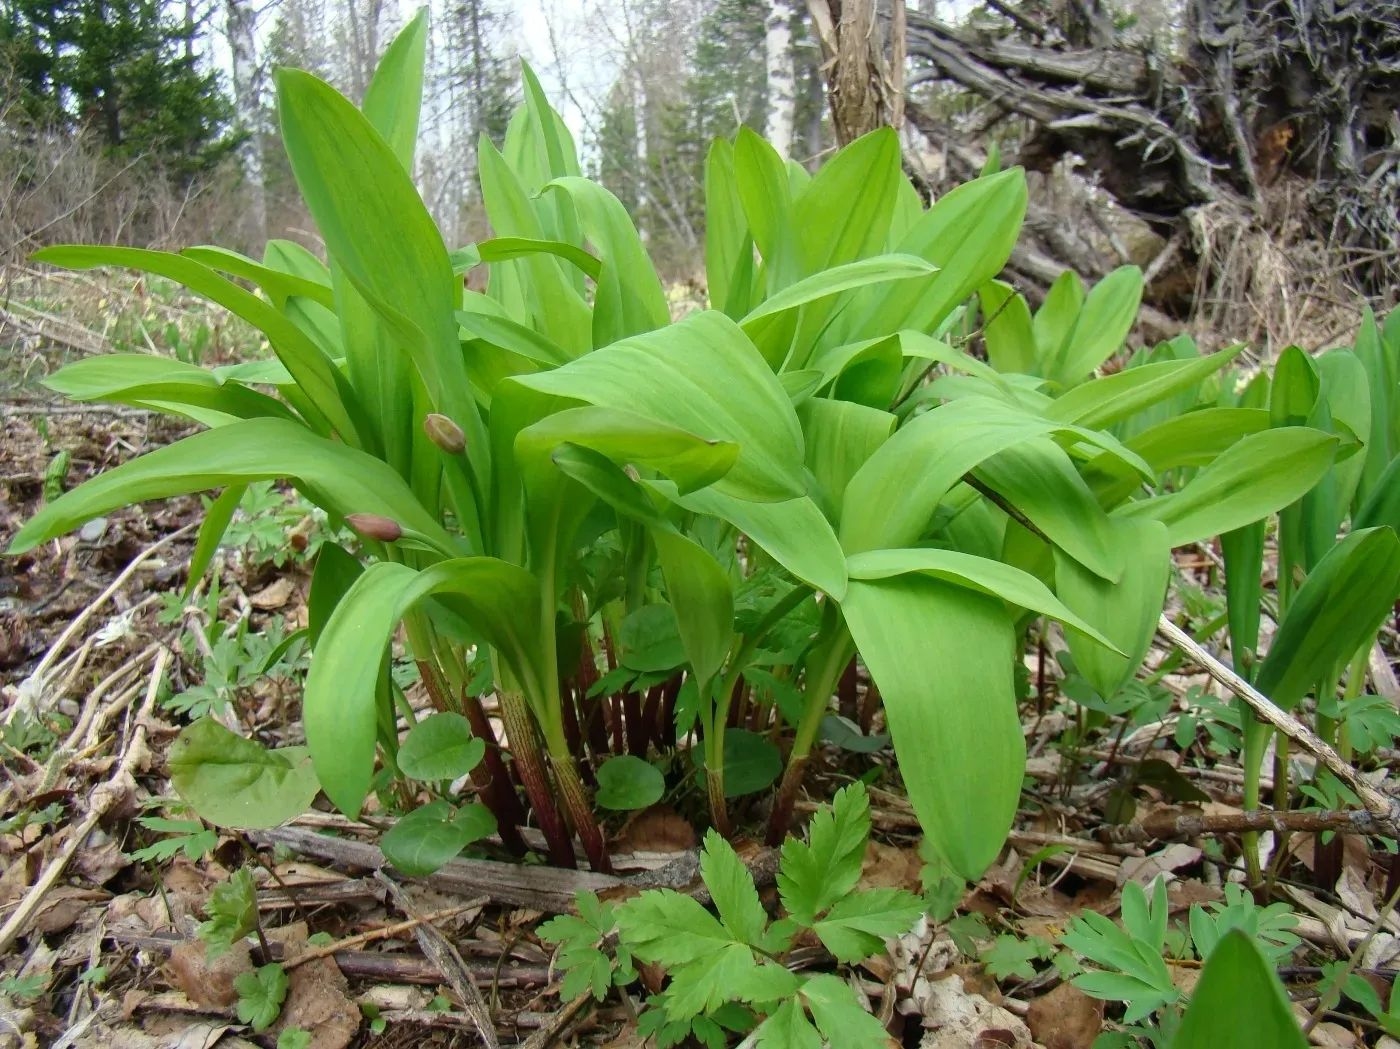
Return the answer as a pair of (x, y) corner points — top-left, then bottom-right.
(8, 13), (1340, 886)
(10, 11), (1399, 1044)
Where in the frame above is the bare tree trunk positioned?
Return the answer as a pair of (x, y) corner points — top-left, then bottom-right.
(225, 0), (266, 246)
(765, 0), (797, 156)
(805, 0), (893, 145)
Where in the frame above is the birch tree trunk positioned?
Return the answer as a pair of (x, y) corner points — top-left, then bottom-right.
(764, 0), (796, 157)
(225, 0), (266, 245)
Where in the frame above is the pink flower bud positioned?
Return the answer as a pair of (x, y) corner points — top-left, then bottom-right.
(345, 513), (403, 542)
(423, 413), (466, 455)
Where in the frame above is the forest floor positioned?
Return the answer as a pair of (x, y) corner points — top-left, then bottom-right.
(2, 267), (1399, 1049)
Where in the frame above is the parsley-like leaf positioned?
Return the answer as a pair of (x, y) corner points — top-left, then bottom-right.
(778, 782), (871, 924)
(699, 829), (768, 947)
(234, 962), (288, 1032)
(538, 891), (619, 1001)
(198, 867), (257, 959)
(803, 973), (890, 1046)
(813, 887), (924, 963)
(755, 998), (822, 1049)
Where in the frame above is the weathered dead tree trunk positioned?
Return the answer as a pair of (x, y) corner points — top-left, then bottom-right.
(901, 0), (1400, 326)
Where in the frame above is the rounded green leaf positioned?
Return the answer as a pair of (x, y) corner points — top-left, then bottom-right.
(398, 713), (485, 782)
(716, 729), (782, 797)
(169, 719), (320, 830)
(595, 755), (665, 810)
(381, 800), (495, 877)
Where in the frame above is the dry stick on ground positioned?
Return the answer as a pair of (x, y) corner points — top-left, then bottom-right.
(279, 900), (488, 970)
(374, 871), (499, 1048)
(12, 521), (194, 718)
(1156, 615), (1399, 832)
(519, 992), (594, 1049)
(0, 647), (167, 955)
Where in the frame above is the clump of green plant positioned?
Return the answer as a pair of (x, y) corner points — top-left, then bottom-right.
(7, 7), (1350, 886)
(1057, 878), (1304, 1046)
(541, 783), (923, 1047)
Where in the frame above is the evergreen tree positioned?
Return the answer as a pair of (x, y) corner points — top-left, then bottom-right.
(0, 0), (235, 176)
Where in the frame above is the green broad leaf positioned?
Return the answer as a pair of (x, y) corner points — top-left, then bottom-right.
(181, 246), (335, 309)
(235, 963), (289, 1033)
(186, 484), (246, 594)
(1222, 522), (1266, 673)
(980, 280), (1037, 374)
(802, 973), (892, 1047)
(1120, 427), (1338, 547)
(1354, 454), (1400, 531)
(700, 829), (769, 947)
(33, 246), (357, 441)
(6, 418), (453, 556)
(307, 542), (364, 647)
(711, 729), (783, 797)
(278, 67), (486, 478)
(974, 437), (1120, 580)
(734, 126), (798, 288)
(755, 999), (822, 1049)
(844, 548), (1118, 649)
(1085, 407), (1273, 507)
(652, 529), (734, 694)
(740, 253), (935, 328)
(778, 782), (872, 924)
(303, 559), (541, 817)
(820, 714), (888, 753)
(1056, 517), (1170, 700)
(504, 311), (805, 503)
(550, 442), (670, 528)
(808, 335), (903, 408)
(476, 138), (591, 356)
(1171, 930), (1306, 1049)
(705, 138), (750, 318)
(458, 308), (571, 368)
(793, 127), (901, 273)
(842, 576), (1022, 880)
(168, 719), (319, 830)
(1034, 270), (1086, 368)
(619, 604), (686, 672)
(840, 396), (1149, 555)
(595, 755), (665, 810)
(1048, 265), (1143, 387)
(837, 168), (1027, 346)
(477, 236), (601, 280)
(799, 399), (896, 521)
(1255, 527), (1400, 711)
(660, 485), (848, 599)
(1047, 345), (1244, 430)
(812, 888), (925, 963)
(381, 800), (495, 876)
(360, 10), (427, 167)
(545, 176), (667, 347)
(397, 712), (485, 782)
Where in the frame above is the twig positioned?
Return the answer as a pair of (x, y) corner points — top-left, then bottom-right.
(12, 523), (193, 720)
(1101, 806), (1400, 844)
(0, 648), (167, 954)
(1156, 615), (1399, 831)
(280, 901), (487, 970)
(375, 872), (499, 1048)
(519, 992), (593, 1049)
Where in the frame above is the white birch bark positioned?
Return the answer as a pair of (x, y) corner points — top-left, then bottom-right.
(765, 0), (796, 156)
(225, 0), (266, 244)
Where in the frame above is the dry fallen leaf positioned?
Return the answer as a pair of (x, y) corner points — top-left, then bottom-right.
(1026, 982), (1102, 1049)
(249, 577), (295, 610)
(165, 940), (251, 1010)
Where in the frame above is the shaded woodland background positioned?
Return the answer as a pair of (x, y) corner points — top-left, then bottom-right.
(2, 0), (1397, 353)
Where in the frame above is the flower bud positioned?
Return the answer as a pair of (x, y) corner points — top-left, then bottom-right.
(345, 513), (403, 542)
(423, 413), (466, 455)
